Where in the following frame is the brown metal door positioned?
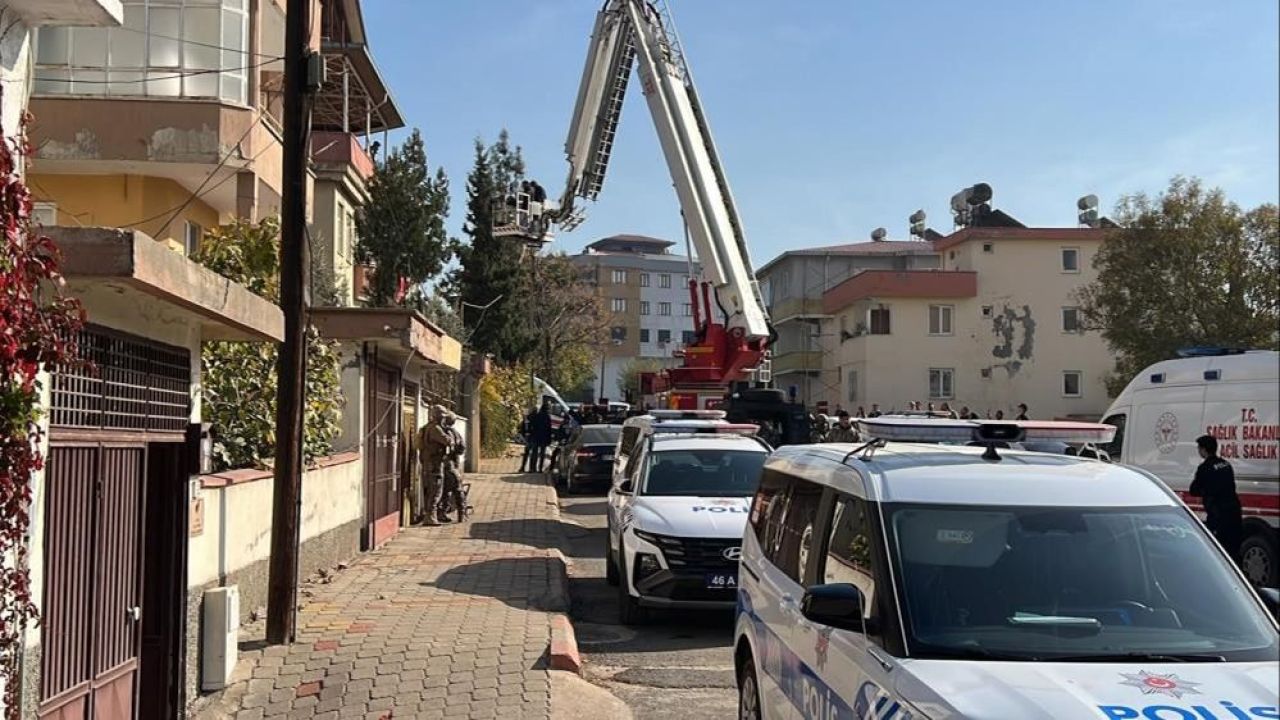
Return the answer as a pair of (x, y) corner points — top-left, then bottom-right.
(365, 364), (401, 548)
(39, 444), (145, 720)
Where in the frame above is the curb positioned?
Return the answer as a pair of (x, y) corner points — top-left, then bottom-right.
(549, 613), (582, 674)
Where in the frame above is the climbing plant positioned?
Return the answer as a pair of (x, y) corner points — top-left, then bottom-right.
(0, 109), (85, 717)
(194, 218), (343, 470)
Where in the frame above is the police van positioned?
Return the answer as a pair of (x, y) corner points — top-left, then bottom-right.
(734, 417), (1280, 720)
(605, 410), (770, 624)
(1100, 349), (1279, 587)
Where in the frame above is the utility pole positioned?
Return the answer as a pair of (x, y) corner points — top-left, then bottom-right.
(267, 0), (315, 646)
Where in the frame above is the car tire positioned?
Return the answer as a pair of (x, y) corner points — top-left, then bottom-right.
(738, 655), (762, 720)
(605, 534), (619, 586)
(617, 556), (648, 625)
(1241, 532), (1279, 588)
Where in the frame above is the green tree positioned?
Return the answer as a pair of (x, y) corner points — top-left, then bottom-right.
(526, 253), (609, 390)
(1077, 177), (1280, 394)
(617, 358), (665, 400)
(355, 128), (451, 306)
(195, 218), (343, 469)
(404, 286), (466, 340)
(453, 131), (535, 362)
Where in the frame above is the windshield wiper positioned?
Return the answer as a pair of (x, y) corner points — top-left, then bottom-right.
(1049, 652), (1226, 663)
(915, 645), (1040, 661)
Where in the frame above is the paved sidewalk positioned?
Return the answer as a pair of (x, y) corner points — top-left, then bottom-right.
(194, 472), (569, 720)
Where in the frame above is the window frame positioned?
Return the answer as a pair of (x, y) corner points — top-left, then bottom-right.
(611, 297), (626, 313)
(656, 329), (671, 344)
(1062, 370), (1083, 398)
(658, 302), (672, 316)
(611, 269), (627, 284)
(982, 242), (994, 253)
(658, 274), (672, 288)
(928, 367), (955, 400)
(639, 273), (650, 287)
(682, 303), (693, 317)
(868, 306), (891, 335)
(639, 301), (650, 316)
(1061, 246), (1081, 273)
(928, 304), (954, 336)
(33, 201), (58, 226)
(1061, 306), (1081, 333)
(639, 328), (650, 344)
(183, 219), (203, 257)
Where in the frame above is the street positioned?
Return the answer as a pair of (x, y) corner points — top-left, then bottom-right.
(557, 490), (738, 720)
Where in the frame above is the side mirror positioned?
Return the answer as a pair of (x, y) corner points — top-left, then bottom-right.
(1259, 588), (1280, 622)
(801, 583), (875, 634)
(617, 479), (634, 495)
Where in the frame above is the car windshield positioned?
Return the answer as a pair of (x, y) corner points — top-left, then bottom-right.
(887, 503), (1278, 662)
(579, 425), (621, 445)
(641, 448), (766, 497)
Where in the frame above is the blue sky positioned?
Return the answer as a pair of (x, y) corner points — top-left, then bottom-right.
(362, 0), (1279, 264)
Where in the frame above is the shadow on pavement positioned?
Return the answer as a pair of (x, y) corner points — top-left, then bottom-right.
(421, 557), (566, 612)
(467, 518), (580, 550)
(559, 500), (608, 516)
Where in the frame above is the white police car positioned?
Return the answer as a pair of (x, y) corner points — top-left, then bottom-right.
(605, 412), (770, 624)
(734, 417), (1280, 719)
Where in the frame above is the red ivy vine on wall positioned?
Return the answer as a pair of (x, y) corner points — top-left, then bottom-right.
(0, 102), (84, 716)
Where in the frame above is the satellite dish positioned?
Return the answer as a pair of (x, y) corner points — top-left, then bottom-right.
(1077, 194), (1098, 211)
(870, 227), (888, 242)
(908, 209), (926, 224)
(967, 183), (993, 206)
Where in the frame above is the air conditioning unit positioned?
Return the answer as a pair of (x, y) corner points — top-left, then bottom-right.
(202, 586), (240, 691)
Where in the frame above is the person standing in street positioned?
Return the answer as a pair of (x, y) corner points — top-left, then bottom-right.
(519, 406), (537, 473)
(1016, 403), (1029, 421)
(530, 401), (553, 473)
(869, 403), (882, 418)
(441, 411), (467, 522)
(1190, 434), (1244, 562)
(419, 405), (454, 526)
(825, 410), (858, 443)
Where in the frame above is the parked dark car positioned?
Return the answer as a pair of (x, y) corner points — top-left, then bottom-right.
(560, 424), (622, 494)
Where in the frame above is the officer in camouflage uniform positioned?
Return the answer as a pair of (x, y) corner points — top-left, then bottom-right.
(418, 404), (453, 526)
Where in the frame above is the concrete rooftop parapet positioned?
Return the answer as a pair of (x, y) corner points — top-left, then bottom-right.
(48, 226), (284, 342)
(309, 307), (462, 371)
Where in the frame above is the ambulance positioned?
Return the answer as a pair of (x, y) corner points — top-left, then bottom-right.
(1100, 349), (1279, 586)
(733, 417), (1279, 720)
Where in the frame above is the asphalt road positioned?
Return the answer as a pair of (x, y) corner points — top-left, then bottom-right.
(557, 487), (739, 720)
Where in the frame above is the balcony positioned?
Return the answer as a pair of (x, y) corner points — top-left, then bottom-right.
(8, 0), (121, 26)
(770, 351), (825, 376)
(311, 132), (376, 183)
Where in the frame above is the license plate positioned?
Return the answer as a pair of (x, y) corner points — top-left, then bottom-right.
(704, 572), (737, 590)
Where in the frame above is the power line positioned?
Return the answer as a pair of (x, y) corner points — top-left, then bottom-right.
(105, 24), (286, 60)
(19, 56), (283, 86)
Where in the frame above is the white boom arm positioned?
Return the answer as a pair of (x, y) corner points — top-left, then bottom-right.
(555, 0), (770, 342)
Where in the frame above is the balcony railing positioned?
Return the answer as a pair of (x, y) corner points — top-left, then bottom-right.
(311, 131), (376, 182)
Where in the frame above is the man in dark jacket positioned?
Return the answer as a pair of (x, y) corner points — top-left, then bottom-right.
(1189, 434), (1244, 562)
(519, 407), (538, 473)
(530, 402), (554, 473)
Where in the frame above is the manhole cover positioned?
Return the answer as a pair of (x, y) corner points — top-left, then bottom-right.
(573, 622), (635, 646)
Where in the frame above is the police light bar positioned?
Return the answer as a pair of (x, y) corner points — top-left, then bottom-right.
(651, 422), (759, 437)
(650, 409), (727, 421)
(855, 418), (1115, 445)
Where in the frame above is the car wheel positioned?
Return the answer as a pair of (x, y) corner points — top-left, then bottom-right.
(605, 533), (619, 586)
(1241, 532), (1279, 587)
(738, 655), (762, 720)
(617, 556), (647, 625)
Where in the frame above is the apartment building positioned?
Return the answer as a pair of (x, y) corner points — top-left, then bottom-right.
(573, 234), (702, 401)
(755, 239), (939, 406)
(821, 227), (1112, 420)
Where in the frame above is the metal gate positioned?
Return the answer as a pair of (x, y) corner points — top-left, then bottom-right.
(39, 444), (146, 720)
(365, 363), (401, 548)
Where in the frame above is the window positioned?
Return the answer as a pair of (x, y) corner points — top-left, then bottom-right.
(657, 329), (671, 344)
(183, 220), (203, 257)
(682, 330), (696, 345)
(1063, 370), (1082, 397)
(34, 0), (251, 104)
(642, 449), (766, 497)
(639, 328), (650, 343)
(980, 368), (992, 379)
(639, 301), (651, 316)
(928, 305), (954, 336)
(1061, 247), (1080, 272)
(33, 202), (57, 226)
(1061, 307), (1081, 333)
(639, 273), (650, 287)
(658, 302), (671, 316)
(611, 298), (626, 313)
(820, 495), (876, 618)
(659, 274), (671, 288)
(869, 306), (891, 335)
(774, 478), (824, 583)
(847, 369), (858, 403)
(611, 326), (627, 342)
(682, 303), (693, 317)
(612, 269), (627, 284)
(1102, 413), (1126, 458)
(928, 368), (954, 399)
(751, 469), (792, 562)
(982, 242), (994, 253)
(981, 305), (993, 318)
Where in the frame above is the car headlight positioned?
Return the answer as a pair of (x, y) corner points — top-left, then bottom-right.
(633, 529), (662, 546)
(635, 552), (662, 579)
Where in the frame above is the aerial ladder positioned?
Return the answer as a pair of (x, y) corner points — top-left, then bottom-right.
(537, 0), (776, 408)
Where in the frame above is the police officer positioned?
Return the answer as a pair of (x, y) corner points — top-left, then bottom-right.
(418, 405), (454, 526)
(825, 410), (858, 443)
(441, 411), (467, 522)
(1190, 434), (1244, 562)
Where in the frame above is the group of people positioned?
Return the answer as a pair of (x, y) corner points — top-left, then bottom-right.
(519, 403), (555, 474)
(811, 402), (1034, 442)
(417, 404), (467, 526)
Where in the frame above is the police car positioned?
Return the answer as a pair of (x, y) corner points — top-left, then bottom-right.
(605, 410), (771, 624)
(733, 417), (1280, 720)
